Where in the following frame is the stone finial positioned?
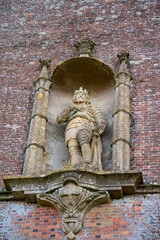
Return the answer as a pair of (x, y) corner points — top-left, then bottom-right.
(117, 51), (130, 72)
(38, 59), (51, 79)
(39, 59), (51, 70)
(74, 38), (95, 57)
(117, 51), (129, 64)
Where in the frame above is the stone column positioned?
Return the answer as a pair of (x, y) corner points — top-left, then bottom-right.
(23, 59), (52, 176)
(112, 51), (132, 171)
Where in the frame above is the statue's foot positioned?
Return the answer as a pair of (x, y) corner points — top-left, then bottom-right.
(70, 155), (83, 166)
(82, 162), (101, 172)
(85, 159), (92, 164)
(82, 162), (93, 169)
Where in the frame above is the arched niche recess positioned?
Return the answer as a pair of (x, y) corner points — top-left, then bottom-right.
(45, 57), (115, 172)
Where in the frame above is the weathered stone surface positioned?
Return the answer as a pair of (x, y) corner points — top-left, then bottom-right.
(112, 51), (132, 171)
(23, 60), (52, 176)
(114, 82), (130, 114)
(112, 111), (130, 142)
(112, 141), (130, 171)
(23, 145), (44, 176)
(26, 117), (47, 146)
(3, 169), (143, 202)
(32, 87), (51, 116)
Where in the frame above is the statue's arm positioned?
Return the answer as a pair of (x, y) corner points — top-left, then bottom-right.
(56, 106), (73, 124)
(91, 106), (108, 134)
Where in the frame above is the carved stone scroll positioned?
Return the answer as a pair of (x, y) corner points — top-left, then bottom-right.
(112, 51), (132, 171)
(23, 60), (52, 176)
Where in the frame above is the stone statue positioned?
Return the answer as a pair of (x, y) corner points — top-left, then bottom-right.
(57, 87), (107, 169)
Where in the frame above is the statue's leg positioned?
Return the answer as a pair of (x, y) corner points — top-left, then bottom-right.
(77, 128), (92, 164)
(67, 139), (82, 166)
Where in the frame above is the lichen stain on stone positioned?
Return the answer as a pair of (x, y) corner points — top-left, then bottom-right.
(97, 58), (104, 63)
(38, 92), (43, 98)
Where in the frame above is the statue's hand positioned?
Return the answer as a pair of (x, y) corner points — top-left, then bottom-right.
(72, 105), (87, 112)
(95, 123), (107, 135)
(68, 105), (75, 112)
(72, 104), (83, 112)
(92, 132), (99, 138)
(66, 105), (79, 113)
(57, 105), (75, 124)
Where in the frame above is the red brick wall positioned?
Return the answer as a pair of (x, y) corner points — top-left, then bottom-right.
(0, 0), (159, 239)
(0, 194), (159, 239)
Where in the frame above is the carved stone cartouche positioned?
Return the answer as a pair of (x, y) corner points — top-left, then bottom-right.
(56, 87), (107, 170)
(37, 173), (110, 239)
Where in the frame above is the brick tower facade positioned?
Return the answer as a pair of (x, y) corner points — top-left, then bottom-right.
(0, 1), (159, 239)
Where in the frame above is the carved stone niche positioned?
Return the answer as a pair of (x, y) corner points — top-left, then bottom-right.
(3, 39), (144, 239)
(45, 56), (114, 173)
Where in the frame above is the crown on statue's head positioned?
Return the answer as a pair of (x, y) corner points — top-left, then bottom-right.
(74, 87), (88, 96)
(73, 87), (90, 103)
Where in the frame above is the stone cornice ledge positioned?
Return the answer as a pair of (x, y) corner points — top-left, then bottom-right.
(0, 167), (146, 202)
(0, 169), (159, 200)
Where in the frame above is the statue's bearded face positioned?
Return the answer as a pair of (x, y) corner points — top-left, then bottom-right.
(74, 91), (87, 103)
